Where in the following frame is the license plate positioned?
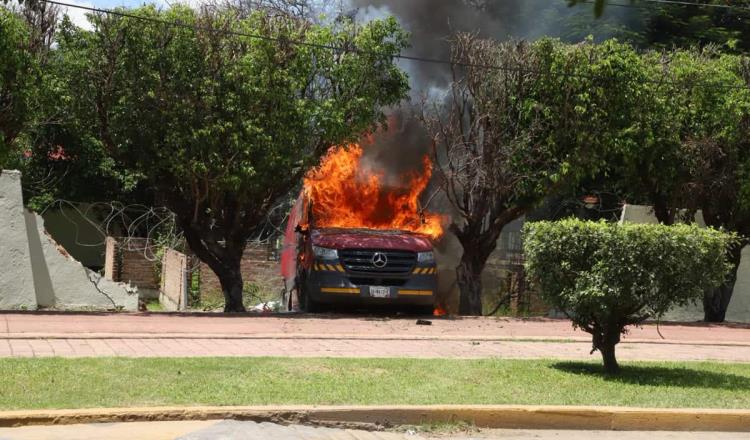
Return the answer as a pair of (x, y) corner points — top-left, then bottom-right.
(369, 286), (390, 298)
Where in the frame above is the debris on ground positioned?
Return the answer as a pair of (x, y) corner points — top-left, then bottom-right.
(251, 301), (281, 313)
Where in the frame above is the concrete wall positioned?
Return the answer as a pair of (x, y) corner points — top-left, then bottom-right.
(620, 204), (750, 323)
(0, 170), (137, 311)
(41, 204), (107, 269)
(726, 247), (750, 323)
(104, 237), (117, 281)
(161, 249), (188, 311)
(25, 211), (138, 310)
(0, 170), (37, 309)
(618, 204), (706, 227)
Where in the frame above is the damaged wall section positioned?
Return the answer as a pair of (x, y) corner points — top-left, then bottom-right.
(0, 170), (138, 311)
(0, 170), (37, 309)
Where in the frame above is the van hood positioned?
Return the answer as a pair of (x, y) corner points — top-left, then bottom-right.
(311, 228), (433, 252)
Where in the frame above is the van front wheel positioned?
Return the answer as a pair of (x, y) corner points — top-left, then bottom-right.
(297, 275), (321, 313)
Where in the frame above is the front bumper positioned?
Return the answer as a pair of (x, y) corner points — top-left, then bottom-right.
(306, 261), (436, 306)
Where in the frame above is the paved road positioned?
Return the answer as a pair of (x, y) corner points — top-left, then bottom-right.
(2, 313), (749, 362)
(0, 421), (746, 440)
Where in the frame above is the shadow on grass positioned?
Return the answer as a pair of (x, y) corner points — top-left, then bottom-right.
(551, 361), (750, 391)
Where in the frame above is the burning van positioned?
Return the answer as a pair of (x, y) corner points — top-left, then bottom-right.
(280, 144), (443, 313)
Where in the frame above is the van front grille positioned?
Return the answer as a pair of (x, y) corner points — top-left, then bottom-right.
(339, 249), (416, 274)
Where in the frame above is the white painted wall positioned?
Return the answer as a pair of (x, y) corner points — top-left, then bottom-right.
(26, 211), (138, 310)
(0, 170), (37, 309)
(727, 247), (750, 323)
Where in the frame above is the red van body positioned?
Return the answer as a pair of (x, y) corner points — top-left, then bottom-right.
(281, 192), (437, 313)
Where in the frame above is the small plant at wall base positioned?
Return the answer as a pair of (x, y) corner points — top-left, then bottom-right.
(523, 219), (735, 374)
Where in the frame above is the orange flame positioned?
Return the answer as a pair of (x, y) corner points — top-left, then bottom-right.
(303, 144), (444, 239)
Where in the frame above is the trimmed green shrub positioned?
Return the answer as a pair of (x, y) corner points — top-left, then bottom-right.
(523, 219), (735, 374)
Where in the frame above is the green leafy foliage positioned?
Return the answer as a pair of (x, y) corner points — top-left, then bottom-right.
(530, 37), (657, 184)
(566, 43), (750, 320)
(523, 219), (735, 372)
(644, 1), (750, 53)
(425, 35), (675, 315)
(56, 5), (409, 311)
(570, 0), (750, 52)
(0, 7), (35, 165)
(567, 0), (610, 18)
(533, 38), (750, 321)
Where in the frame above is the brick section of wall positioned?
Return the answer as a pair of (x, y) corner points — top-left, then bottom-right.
(103, 237), (160, 290)
(161, 249), (187, 310)
(199, 242), (282, 296)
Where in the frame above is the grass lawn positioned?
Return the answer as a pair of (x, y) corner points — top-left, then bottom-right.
(1, 357), (749, 410)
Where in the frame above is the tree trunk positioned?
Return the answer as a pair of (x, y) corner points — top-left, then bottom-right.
(599, 342), (619, 375)
(176, 216), (248, 313)
(216, 267), (246, 313)
(704, 243), (743, 322)
(592, 327), (622, 375)
(651, 194), (674, 225)
(456, 256), (484, 316)
(453, 222), (510, 316)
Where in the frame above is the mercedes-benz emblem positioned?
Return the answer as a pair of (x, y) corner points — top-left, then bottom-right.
(371, 252), (388, 268)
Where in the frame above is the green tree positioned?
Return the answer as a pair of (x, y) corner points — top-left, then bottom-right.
(524, 219), (734, 374)
(569, 0), (750, 52)
(534, 33), (750, 323)
(0, 7), (35, 164)
(669, 50), (750, 321)
(14, 14), (148, 212)
(567, 0), (616, 18)
(422, 36), (653, 315)
(60, 4), (409, 311)
(644, 1), (750, 53)
(0, 2), (58, 167)
(593, 47), (750, 321)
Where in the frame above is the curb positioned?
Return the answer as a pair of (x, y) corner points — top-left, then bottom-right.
(3, 333), (750, 347)
(0, 405), (748, 432)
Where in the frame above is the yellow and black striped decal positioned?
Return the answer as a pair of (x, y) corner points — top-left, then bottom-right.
(412, 267), (437, 275)
(314, 263), (346, 272)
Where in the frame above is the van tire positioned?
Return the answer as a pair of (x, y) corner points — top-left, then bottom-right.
(301, 289), (321, 313)
(297, 273), (321, 313)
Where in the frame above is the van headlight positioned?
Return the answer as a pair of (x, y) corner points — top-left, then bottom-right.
(417, 251), (435, 264)
(313, 246), (338, 259)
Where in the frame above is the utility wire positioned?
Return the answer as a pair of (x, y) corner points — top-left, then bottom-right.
(37, 0), (750, 91)
(595, 0), (750, 12)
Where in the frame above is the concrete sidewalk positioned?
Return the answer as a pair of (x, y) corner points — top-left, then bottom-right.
(2, 313), (749, 361)
(0, 421), (747, 440)
(2, 336), (750, 361)
(3, 312), (749, 343)
(0, 420), (747, 440)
